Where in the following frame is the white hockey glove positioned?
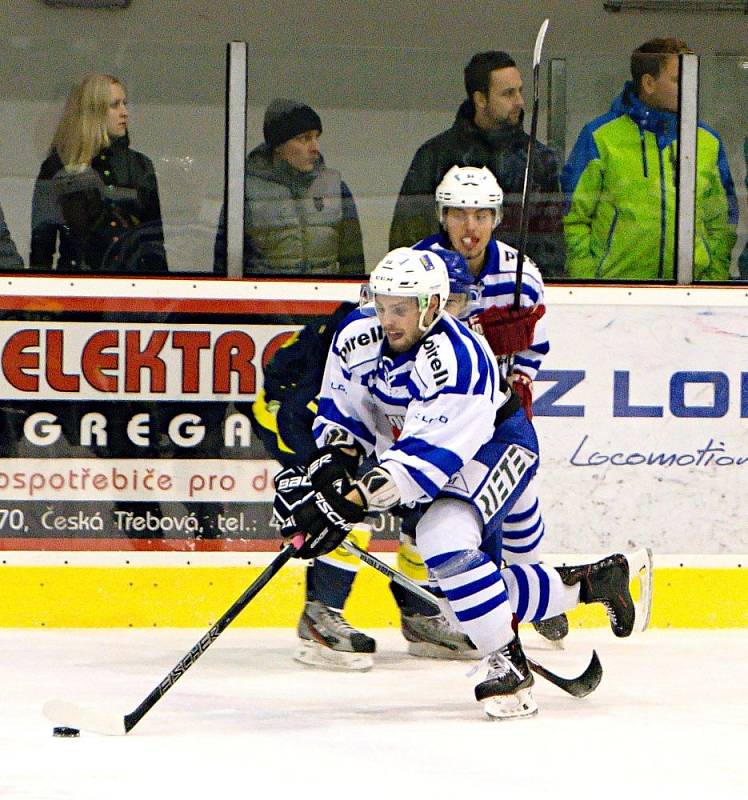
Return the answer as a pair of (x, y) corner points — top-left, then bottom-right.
(354, 466), (401, 512)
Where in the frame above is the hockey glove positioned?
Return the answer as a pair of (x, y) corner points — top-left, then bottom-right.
(282, 485), (366, 559)
(271, 465), (314, 532)
(468, 303), (545, 357)
(509, 370), (534, 420)
(354, 466), (401, 511)
(307, 444), (361, 492)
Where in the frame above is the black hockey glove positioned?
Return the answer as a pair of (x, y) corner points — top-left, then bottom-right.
(272, 465), (366, 559)
(272, 465), (314, 532)
(283, 486), (366, 559)
(307, 444), (361, 492)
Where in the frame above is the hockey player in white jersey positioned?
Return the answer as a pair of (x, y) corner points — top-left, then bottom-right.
(414, 164), (567, 646)
(276, 247), (638, 720)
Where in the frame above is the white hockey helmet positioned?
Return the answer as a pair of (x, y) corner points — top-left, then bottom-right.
(435, 165), (503, 228)
(367, 247), (450, 331)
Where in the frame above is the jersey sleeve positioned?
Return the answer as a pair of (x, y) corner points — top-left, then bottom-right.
(379, 325), (501, 505)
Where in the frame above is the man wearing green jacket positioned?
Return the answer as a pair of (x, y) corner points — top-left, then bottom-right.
(561, 38), (738, 281)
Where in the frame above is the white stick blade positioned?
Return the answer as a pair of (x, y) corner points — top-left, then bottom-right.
(533, 19), (549, 68)
(43, 699), (127, 736)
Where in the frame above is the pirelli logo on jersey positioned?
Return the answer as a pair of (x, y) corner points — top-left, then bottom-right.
(422, 337), (449, 387)
(338, 325), (384, 363)
(476, 444), (537, 524)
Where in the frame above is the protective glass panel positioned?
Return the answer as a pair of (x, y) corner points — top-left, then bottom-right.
(0, 34), (223, 274)
(696, 54), (746, 282)
(226, 41), (566, 280)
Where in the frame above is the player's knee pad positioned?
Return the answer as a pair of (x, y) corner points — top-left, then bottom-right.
(415, 498), (482, 563)
(426, 549), (489, 581)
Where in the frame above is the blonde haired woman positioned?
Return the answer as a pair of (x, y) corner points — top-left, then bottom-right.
(30, 73), (167, 272)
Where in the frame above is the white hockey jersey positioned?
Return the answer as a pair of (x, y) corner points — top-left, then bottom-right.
(313, 307), (514, 507)
(415, 234), (549, 381)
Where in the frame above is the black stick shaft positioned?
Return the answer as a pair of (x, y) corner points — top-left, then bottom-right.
(123, 540), (300, 732)
(512, 19), (548, 311)
(341, 540), (441, 614)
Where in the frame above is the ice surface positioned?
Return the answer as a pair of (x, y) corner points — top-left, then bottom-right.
(2, 627), (747, 799)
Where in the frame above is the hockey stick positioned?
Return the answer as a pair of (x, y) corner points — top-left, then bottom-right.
(341, 538), (441, 614)
(512, 18), (549, 311)
(43, 535), (305, 736)
(341, 538), (601, 698)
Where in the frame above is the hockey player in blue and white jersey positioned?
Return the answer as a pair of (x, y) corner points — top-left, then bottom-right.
(422, 165), (549, 395)
(414, 165), (567, 645)
(253, 300), (478, 670)
(276, 247), (639, 720)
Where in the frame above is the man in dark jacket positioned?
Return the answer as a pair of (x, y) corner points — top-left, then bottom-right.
(214, 99), (365, 275)
(389, 51), (565, 277)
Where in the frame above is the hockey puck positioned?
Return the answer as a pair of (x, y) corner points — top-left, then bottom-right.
(52, 726), (80, 738)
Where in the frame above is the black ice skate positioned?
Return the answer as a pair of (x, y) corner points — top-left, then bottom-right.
(532, 612), (569, 648)
(558, 554), (635, 637)
(474, 635), (537, 720)
(295, 600), (376, 671)
(401, 612), (481, 660)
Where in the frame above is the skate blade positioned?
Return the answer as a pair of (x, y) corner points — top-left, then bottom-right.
(482, 687), (538, 721)
(525, 627), (566, 651)
(626, 547), (654, 633)
(407, 641), (482, 661)
(538, 635), (565, 651)
(294, 640), (374, 672)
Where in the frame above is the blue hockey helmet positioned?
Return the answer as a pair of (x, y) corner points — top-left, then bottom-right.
(431, 248), (481, 319)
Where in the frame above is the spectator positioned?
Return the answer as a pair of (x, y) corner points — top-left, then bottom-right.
(30, 73), (167, 273)
(0, 201), (23, 269)
(214, 98), (365, 275)
(388, 51), (565, 277)
(561, 38), (738, 281)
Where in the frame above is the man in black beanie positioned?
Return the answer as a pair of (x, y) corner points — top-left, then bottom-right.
(214, 98), (364, 275)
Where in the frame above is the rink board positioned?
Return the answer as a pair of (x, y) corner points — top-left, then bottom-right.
(1, 556), (746, 628)
(0, 282), (744, 630)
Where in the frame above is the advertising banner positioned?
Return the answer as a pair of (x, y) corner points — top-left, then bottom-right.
(533, 300), (747, 554)
(0, 285), (744, 555)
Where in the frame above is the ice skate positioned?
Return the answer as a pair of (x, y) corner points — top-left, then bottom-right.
(295, 600), (376, 671)
(474, 635), (537, 720)
(532, 612), (569, 649)
(401, 612), (481, 660)
(558, 553), (636, 637)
